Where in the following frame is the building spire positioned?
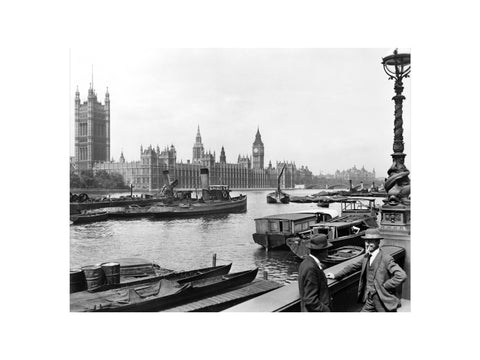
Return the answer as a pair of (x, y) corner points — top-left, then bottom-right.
(195, 125), (202, 142)
(91, 64), (94, 90)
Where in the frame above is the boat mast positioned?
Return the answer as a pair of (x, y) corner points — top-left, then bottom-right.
(277, 164), (286, 194)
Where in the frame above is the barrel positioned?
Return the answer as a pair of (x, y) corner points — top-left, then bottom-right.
(81, 265), (105, 290)
(70, 268), (87, 293)
(101, 262), (121, 285)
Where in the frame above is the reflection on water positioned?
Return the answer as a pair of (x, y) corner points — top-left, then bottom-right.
(252, 248), (300, 284)
(70, 189), (383, 285)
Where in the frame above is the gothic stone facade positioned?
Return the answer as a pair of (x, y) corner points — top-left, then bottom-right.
(93, 128), (296, 191)
(74, 86), (110, 171)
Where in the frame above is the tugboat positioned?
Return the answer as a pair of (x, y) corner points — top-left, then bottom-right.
(147, 168), (247, 218)
(267, 164), (290, 204)
(71, 169), (247, 221)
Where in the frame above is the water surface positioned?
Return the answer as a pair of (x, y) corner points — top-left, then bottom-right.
(71, 189), (380, 285)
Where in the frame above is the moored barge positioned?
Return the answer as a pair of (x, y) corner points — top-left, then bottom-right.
(252, 209), (339, 249)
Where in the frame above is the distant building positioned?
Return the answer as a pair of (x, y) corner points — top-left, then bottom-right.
(334, 165), (376, 183)
(295, 165), (314, 185)
(74, 85), (110, 170)
(93, 126), (296, 191)
(71, 84), (306, 190)
(252, 127), (264, 169)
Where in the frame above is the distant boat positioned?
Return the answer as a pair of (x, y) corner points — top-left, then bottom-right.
(290, 191), (339, 203)
(267, 190), (290, 204)
(147, 188), (247, 218)
(70, 211), (108, 224)
(267, 164), (290, 204)
(334, 196), (379, 216)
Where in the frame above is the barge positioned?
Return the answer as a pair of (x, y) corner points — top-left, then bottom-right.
(252, 209), (339, 249)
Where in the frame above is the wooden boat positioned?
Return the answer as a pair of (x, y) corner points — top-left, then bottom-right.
(70, 211), (108, 224)
(82, 262), (233, 293)
(267, 164), (290, 204)
(252, 209), (338, 249)
(267, 190), (290, 204)
(286, 214), (377, 258)
(71, 268), (258, 312)
(321, 245), (364, 267)
(290, 191), (338, 203)
(70, 258), (172, 293)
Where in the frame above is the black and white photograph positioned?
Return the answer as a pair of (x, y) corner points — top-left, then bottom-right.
(4, 1), (479, 359)
(68, 48), (411, 313)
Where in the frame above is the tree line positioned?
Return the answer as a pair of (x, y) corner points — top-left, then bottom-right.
(70, 170), (128, 189)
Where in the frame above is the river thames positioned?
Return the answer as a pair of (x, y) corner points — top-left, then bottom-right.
(70, 189), (382, 285)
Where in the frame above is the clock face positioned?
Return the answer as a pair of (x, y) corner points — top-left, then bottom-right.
(253, 147), (259, 153)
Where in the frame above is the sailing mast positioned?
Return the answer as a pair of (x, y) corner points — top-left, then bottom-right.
(277, 164), (286, 195)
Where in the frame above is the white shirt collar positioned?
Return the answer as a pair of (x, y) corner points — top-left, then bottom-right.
(309, 254), (323, 270)
(369, 248), (380, 265)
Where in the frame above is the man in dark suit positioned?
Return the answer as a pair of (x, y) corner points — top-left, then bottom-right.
(326, 228), (406, 312)
(298, 233), (332, 312)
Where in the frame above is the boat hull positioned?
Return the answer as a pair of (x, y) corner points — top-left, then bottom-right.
(266, 192), (290, 204)
(286, 232), (366, 259)
(252, 233), (289, 249)
(72, 268), (258, 312)
(149, 195), (247, 218)
(80, 263), (233, 293)
(70, 198), (162, 214)
(322, 246), (364, 266)
(70, 212), (108, 224)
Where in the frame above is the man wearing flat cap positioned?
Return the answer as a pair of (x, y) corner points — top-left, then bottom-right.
(298, 233), (333, 312)
(326, 228), (406, 312)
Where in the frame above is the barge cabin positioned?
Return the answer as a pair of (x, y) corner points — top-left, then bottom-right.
(339, 197), (378, 216)
(252, 209), (338, 250)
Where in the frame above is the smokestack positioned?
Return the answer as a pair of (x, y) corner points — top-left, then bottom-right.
(349, 179), (353, 191)
(200, 168), (210, 189)
(163, 170), (171, 184)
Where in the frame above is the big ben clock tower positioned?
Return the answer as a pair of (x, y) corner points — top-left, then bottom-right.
(252, 127), (264, 169)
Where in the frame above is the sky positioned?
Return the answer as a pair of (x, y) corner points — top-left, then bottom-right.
(70, 48), (411, 176)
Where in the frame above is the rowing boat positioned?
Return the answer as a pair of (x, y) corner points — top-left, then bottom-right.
(86, 263), (233, 293)
(71, 268), (258, 312)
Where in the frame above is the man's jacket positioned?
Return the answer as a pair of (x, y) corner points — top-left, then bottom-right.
(334, 248), (407, 311)
(298, 256), (331, 312)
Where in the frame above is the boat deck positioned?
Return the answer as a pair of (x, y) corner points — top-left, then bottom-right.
(164, 279), (282, 312)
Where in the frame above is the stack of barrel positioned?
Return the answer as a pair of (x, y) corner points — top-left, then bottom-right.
(70, 262), (121, 293)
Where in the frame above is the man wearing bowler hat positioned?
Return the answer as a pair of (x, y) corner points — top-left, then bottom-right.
(298, 233), (333, 312)
(326, 228), (406, 312)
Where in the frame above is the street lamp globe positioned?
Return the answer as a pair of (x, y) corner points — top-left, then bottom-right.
(382, 49), (411, 81)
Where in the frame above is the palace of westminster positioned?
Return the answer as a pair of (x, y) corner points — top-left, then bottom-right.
(72, 84), (375, 191)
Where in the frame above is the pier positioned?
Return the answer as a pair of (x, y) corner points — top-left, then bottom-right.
(164, 279), (281, 312)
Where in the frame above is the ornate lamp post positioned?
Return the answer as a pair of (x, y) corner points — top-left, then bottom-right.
(380, 49), (411, 299)
(382, 49), (411, 207)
